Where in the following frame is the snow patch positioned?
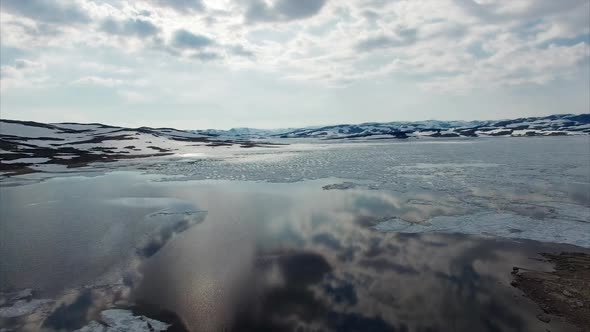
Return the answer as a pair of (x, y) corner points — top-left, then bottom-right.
(2, 157), (50, 164)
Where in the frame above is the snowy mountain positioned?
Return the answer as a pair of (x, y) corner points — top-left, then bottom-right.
(194, 127), (298, 139)
(0, 119), (277, 175)
(1, 113), (588, 175)
(274, 114), (590, 139)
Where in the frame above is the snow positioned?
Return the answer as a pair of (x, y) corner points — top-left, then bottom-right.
(511, 130), (541, 136)
(540, 130), (569, 135)
(362, 134), (402, 139)
(2, 157), (50, 164)
(482, 128), (512, 135)
(52, 123), (124, 135)
(29, 163), (70, 172)
(275, 114), (588, 139)
(415, 130), (438, 136)
(53, 154), (78, 160)
(1, 115), (588, 173)
(176, 152), (206, 158)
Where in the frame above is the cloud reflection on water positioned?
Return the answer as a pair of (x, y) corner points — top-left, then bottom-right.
(1, 174), (587, 331)
(131, 181), (583, 332)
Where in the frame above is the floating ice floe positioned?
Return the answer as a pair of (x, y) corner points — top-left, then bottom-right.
(374, 212), (590, 248)
(0, 288), (54, 319)
(0, 299), (54, 318)
(73, 309), (170, 332)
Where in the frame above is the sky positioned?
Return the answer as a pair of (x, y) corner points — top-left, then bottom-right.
(0, 0), (589, 130)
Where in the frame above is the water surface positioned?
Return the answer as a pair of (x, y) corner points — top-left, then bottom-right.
(1, 137), (589, 331)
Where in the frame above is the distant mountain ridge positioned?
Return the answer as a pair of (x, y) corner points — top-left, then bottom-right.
(196, 127), (300, 139)
(203, 114), (590, 139)
(1, 113), (588, 176)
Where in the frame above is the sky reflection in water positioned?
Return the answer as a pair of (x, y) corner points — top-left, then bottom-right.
(0, 172), (587, 332)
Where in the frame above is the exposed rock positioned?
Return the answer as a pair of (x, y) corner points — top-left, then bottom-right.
(512, 252), (590, 330)
(322, 182), (357, 190)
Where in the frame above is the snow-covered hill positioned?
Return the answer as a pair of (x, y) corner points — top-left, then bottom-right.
(2, 113), (588, 175)
(0, 119), (277, 175)
(274, 114), (590, 139)
(195, 127), (297, 139)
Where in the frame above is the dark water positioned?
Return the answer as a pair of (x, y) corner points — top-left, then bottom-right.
(0, 172), (587, 331)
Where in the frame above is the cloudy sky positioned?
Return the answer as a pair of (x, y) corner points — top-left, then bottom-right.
(1, 0), (589, 129)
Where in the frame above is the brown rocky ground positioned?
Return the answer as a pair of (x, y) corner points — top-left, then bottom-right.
(511, 252), (590, 331)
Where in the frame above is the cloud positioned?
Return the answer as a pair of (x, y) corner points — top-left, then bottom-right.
(419, 42), (590, 92)
(118, 90), (154, 103)
(71, 76), (150, 88)
(355, 28), (419, 52)
(0, 46), (29, 65)
(78, 62), (133, 75)
(191, 52), (223, 61)
(71, 76), (124, 87)
(100, 17), (161, 38)
(0, 0), (588, 96)
(230, 45), (255, 57)
(0, 0), (90, 25)
(147, 0), (204, 13)
(171, 29), (214, 49)
(245, 0), (328, 23)
(355, 36), (395, 52)
(313, 0), (589, 89)
(0, 59), (45, 78)
(452, 0), (589, 22)
(13, 59), (45, 70)
(0, 59), (48, 90)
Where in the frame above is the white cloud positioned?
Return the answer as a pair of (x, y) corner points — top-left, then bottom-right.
(70, 75), (149, 88)
(117, 89), (154, 103)
(0, 59), (48, 90)
(71, 76), (124, 87)
(78, 61), (134, 75)
(0, 0), (588, 97)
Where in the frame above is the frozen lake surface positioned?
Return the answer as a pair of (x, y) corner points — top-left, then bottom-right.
(1, 137), (589, 331)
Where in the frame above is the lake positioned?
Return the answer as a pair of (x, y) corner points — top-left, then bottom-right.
(1, 137), (589, 331)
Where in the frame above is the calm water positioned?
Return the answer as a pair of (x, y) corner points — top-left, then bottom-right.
(1, 137), (589, 331)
